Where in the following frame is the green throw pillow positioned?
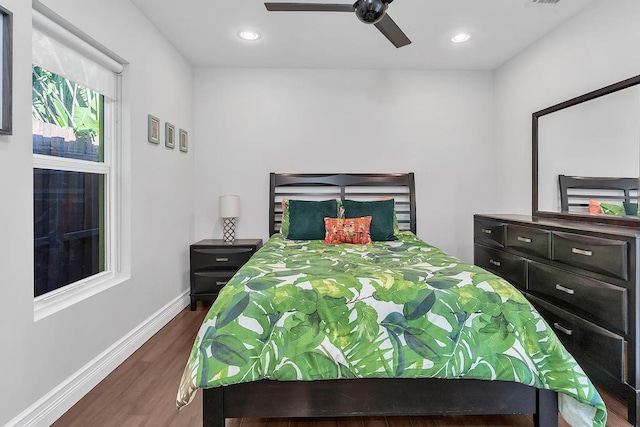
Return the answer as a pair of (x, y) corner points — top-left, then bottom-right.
(600, 202), (625, 216)
(287, 199), (339, 240)
(343, 199), (397, 241)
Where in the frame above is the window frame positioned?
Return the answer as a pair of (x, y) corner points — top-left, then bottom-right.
(32, 72), (124, 321)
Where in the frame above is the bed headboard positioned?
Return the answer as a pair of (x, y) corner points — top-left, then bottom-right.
(269, 173), (416, 236)
(559, 174), (639, 212)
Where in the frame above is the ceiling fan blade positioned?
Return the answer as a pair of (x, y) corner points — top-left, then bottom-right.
(374, 14), (411, 48)
(265, 3), (354, 12)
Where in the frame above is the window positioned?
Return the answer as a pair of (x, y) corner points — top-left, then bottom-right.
(33, 66), (106, 297)
(32, 8), (124, 316)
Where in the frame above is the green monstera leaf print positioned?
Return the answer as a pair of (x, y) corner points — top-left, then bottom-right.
(178, 232), (607, 427)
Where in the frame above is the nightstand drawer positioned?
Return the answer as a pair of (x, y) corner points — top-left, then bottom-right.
(505, 225), (551, 259)
(529, 295), (625, 382)
(191, 246), (255, 270)
(528, 261), (627, 334)
(552, 232), (628, 281)
(192, 271), (235, 294)
(474, 219), (505, 248)
(474, 245), (526, 291)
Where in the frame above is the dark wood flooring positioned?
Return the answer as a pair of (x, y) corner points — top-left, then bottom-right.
(54, 303), (631, 427)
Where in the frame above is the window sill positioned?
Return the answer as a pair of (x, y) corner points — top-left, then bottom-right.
(34, 271), (130, 322)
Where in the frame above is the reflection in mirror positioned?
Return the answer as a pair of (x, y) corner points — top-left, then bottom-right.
(533, 74), (640, 227)
(538, 86), (640, 212)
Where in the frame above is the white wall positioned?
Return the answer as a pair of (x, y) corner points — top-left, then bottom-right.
(493, 0), (640, 214)
(0, 0), (194, 425)
(193, 68), (495, 261)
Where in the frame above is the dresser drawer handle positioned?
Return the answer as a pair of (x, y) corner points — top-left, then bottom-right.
(489, 259), (501, 267)
(555, 284), (575, 295)
(517, 236), (532, 243)
(571, 248), (593, 257)
(553, 323), (573, 336)
(481, 229), (492, 234)
(215, 257), (229, 262)
(216, 281), (228, 286)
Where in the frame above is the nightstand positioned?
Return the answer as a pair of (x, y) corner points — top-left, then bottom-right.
(189, 239), (263, 310)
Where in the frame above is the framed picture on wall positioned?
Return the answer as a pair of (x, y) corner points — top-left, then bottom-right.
(165, 122), (175, 149)
(0, 6), (12, 135)
(179, 128), (188, 152)
(148, 114), (160, 144)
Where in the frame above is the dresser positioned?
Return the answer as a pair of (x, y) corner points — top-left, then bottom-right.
(473, 214), (640, 425)
(190, 239), (263, 310)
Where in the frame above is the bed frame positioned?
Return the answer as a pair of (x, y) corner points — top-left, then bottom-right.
(202, 172), (558, 427)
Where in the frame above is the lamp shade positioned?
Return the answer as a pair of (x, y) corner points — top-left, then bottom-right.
(219, 195), (240, 218)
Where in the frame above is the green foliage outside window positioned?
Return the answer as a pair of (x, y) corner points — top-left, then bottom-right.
(32, 65), (102, 151)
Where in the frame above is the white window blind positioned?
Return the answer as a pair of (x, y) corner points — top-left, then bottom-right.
(32, 9), (123, 99)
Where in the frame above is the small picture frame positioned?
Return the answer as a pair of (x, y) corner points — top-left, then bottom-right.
(179, 128), (188, 152)
(165, 122), (175, 149)
(148, 114), (160, 144)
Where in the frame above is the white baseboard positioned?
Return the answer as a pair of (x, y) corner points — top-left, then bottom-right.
(7, 290), (191, 427)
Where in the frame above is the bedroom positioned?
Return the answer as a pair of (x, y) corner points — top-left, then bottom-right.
(1, 0), (639, 425)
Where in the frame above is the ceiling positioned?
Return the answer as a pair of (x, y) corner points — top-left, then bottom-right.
(128, 0), (596, 70)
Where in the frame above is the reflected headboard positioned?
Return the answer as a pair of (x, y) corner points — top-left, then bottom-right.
(559, 174), (639, 213)
(269, 173), (416, 236)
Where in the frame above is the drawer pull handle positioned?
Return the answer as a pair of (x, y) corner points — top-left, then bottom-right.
(216, 257), (229, 262)
(489, 259), (501, 267)
(216, 281), (228, 286)
(571, 248), (593, 257)
(555, 284), (575, 295)
(482, 229), (492, 234)
(517, 236), (532, 243)
(553, 323), (573, 336)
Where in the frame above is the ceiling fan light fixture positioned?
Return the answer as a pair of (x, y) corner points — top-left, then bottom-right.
(451, 33), (471, 43)
(354, 0), (388, 24)
(238, 29), (262, 41)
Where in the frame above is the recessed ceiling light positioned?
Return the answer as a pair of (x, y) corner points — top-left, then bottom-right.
(451, 33), (471, 43)
(238, 30), (261, 41)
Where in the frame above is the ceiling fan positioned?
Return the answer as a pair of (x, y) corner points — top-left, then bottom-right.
(264, 0), (411, 48)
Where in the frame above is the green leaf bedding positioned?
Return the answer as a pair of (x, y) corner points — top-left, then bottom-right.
(177, 232), (606, 426)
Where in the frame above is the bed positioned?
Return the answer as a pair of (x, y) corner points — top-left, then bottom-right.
(177, 173), (607, 427)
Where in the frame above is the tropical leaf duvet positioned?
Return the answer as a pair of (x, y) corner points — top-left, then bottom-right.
(177, 232), (606, 426)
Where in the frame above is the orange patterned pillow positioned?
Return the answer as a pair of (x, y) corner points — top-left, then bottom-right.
(324, 216), (372, 244)
(589, 199), (603, 214)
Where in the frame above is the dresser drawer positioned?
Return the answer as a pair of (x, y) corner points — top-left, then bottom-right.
(474, 219), (505, 248)
(192, 271), (235, 294)
(191, 246), (255, 270)
(474, 245), (526, 291)
(552, 232), (628, 281)
(529, 295), (625, 382)
(505, 225), (551, 259)
(528, 261), (627, 334)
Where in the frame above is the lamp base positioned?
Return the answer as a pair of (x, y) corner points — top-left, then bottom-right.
(222, 217), (236, 243)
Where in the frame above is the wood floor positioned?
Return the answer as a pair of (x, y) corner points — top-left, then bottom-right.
(54, 303), (631, 427)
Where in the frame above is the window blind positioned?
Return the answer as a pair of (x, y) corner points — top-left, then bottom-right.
(32, 9), (123, 99)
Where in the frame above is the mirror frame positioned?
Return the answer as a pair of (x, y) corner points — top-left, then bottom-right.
(532, 74), (640, 228)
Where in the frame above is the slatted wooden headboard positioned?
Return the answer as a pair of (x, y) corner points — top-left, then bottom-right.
(269, 173), (416, 236)
(559, 174), (639, 213)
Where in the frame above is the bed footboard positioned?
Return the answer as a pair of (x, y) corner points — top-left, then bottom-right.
(202, 378), (557, 427)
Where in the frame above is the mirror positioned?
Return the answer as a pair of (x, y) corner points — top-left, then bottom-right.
(533, 74), (640, 227)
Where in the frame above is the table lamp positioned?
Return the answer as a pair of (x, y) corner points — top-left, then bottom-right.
(219, 195), (240, 243)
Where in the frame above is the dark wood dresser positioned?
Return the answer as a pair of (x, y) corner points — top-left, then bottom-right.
(474, 213), (640, 425)
(189, 239), (263, 310)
